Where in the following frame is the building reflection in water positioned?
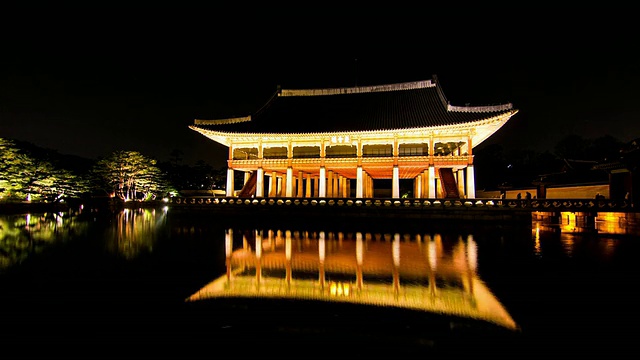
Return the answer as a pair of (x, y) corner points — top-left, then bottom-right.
(187, 228), (519, 331)
(534, 211), (639, 235)
(532, 211), (635, 258)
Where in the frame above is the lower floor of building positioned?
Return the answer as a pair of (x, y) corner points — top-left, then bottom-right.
(226, 162), (476, 199)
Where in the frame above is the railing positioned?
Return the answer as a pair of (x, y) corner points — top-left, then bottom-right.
(169, 197), (637, 213)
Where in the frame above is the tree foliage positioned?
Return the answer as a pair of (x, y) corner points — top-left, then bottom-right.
(92, 150), (173, 201)
(475, 134), (629, 190)
(1, 138), (90, 202)
(158, 158), (225, 193)
(0, 138), (31, 199)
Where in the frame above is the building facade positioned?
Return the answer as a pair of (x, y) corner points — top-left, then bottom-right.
(190, 76), (518, 199)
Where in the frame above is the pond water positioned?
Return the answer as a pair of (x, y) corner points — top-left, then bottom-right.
(0, 205), (637, 359)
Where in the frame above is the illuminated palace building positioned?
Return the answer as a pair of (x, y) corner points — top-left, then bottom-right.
(190, 76), (518, 199)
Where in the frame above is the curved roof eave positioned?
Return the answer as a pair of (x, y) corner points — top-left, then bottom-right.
(189, 109), (517, 148)
(469, 109), (519, 147)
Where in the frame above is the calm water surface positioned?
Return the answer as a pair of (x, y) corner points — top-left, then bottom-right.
(0, 206), (637, 359)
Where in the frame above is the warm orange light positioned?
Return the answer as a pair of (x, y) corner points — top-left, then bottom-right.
(329, 282), (351, 297)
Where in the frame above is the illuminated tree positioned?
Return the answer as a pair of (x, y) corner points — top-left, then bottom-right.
(21, 159), (59, 201)
(92, 150), (172, 201)
(36, 165), (91, 201)
(1, 138), (90, 202)
(0, 138), (31, 200)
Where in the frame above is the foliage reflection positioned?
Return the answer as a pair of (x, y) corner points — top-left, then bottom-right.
(0, 211), (90, 271)
(105, 207), (167, 259)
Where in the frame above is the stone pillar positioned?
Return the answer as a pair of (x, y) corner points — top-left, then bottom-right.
(285, 167), (293, 197)
(327, 170), (334, 197)
(256, 167), (264, 197)
(340, 176), (348, 197)
(466, 165), (475, 199)
(422, 171), (429, 198)
(415, 174), (422, 199)
(457, 169), (465, 198)
(280, 175), (285, 197)
(428, 166), (436, 198)
(269, 172), (277, 197)
(319, 167), (327, 198)
(297, 171), (304, 197)
(277, 177), (283, 197)
(356, 166), (363, 198)
(305, 174), (312, 198)
(226, 168), (234, 197)
(392, 165), (400, 198)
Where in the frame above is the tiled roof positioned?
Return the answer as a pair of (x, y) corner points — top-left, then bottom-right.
(193, 75), (515, 134)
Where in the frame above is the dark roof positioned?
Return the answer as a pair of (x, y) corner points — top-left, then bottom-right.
(193, 75), (515, 134)
(592, 138), (639, 172)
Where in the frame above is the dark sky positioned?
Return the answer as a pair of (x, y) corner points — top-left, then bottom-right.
(2, 9), (639, 168)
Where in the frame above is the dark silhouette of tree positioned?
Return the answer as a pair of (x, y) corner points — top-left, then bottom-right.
(587, 135), (624, 162)
(158, 158), (226, 194)
(473, 144), (508, 190)
(169, 149), (184, 167)
(474, 134), (622, 190)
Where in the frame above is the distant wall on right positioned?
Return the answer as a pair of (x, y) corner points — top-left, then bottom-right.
(477, 183), (610, 199)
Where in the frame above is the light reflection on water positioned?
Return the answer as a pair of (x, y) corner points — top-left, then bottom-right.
(0, 207), (171, 271)
(187, 227), (519, 330)
(0, 210), (90, 271)
(1, 206), (639, 358)
(531, 211), (638, 259)
(1, 207), (635, 275)
(105, 207), (168, 259)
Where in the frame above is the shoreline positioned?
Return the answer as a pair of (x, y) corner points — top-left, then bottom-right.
(0, 199), (166, 215)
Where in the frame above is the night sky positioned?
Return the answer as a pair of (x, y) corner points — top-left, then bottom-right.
(2, 9), (639, 168)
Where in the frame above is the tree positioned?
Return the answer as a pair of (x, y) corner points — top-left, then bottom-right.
(21, 158), (61, 202)
(158, 158), (225, 194)
(0, 138), (31, 200)
(587, 135), (624, 162)
(44, 166), (91, 201)
(92, 150), (172, 201)
(1, 138), (91, 202)
(554, 135), (589, 160)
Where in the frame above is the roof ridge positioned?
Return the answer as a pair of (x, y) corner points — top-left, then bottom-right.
(254, 88), (281, 117)
(433, 74), (450, 108)
(194, 116), (251, 125)
(278, 79), (435, 97)
(433, 74), (514, 113)
(448, 103), (514, 113)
